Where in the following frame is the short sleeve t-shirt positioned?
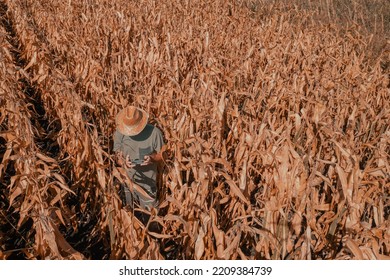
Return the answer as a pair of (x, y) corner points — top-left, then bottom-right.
(113, 124), (164, 199)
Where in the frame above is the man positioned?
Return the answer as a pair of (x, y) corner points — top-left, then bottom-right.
(113, 106), (165, 211)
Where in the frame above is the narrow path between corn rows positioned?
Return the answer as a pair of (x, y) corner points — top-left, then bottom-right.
(0, 1), (61, 156)
(0, 0), (63, 259)
(0, 0), (111, 259)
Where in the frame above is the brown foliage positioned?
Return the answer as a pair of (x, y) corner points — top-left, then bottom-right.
(1, 0), (389, 259)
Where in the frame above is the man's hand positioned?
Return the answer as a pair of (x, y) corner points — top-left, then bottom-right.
(115, 151), (135, 169)
(115, 151), (125, 166)
(142, 152), (163, 166)
(124, 155), (134, 169)
(142, 155), (153, 166)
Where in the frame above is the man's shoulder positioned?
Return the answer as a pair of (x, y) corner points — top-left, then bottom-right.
(147, 124), (163, 135)
(114, 129), (124, 138)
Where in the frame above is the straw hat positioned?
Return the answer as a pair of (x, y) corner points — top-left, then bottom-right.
(116, 106), (149, 136)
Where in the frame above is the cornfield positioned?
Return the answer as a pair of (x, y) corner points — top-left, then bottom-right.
(0, 0), (389, 260)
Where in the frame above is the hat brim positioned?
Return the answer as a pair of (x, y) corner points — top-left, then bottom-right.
(116, 107), (148, 136)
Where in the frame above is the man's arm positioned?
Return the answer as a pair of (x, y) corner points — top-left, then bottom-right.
(143, 127), (165, 165)
(113, 131), (134, 168)
(113, 130), (123, 152)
